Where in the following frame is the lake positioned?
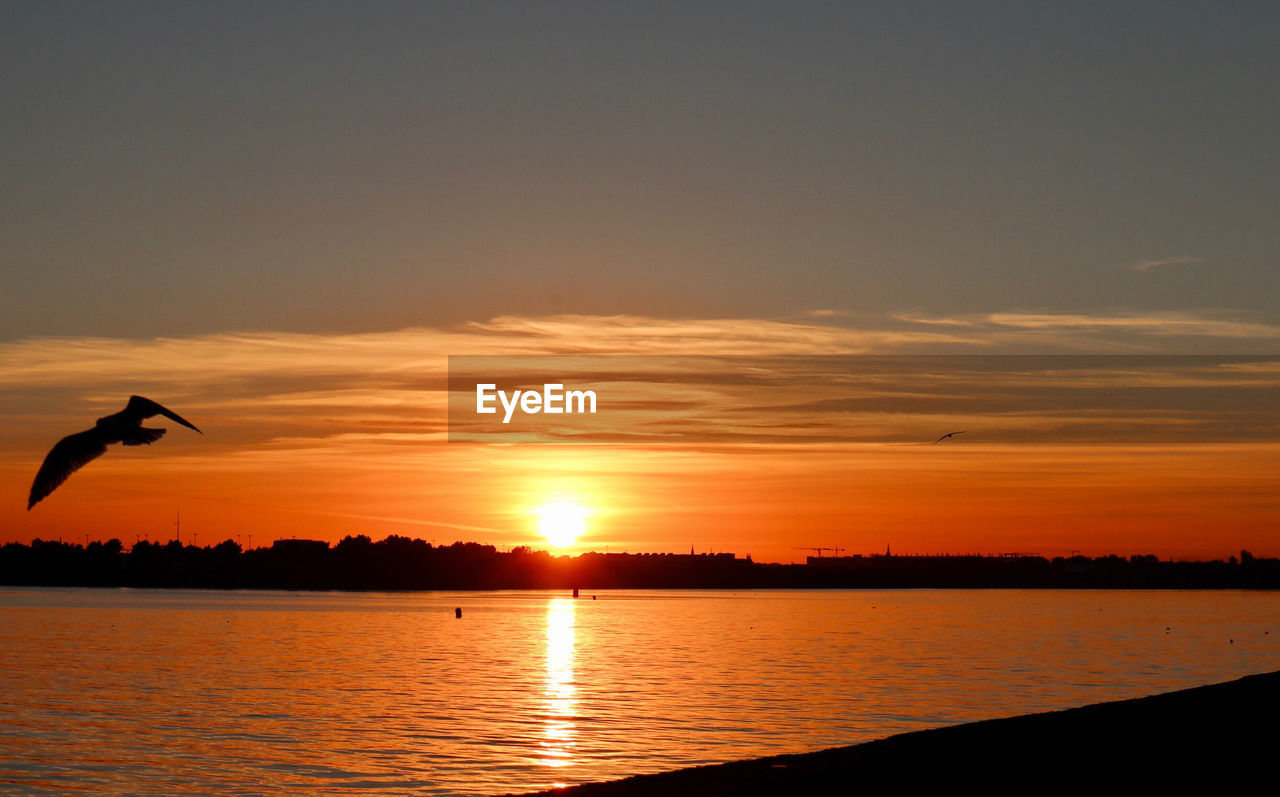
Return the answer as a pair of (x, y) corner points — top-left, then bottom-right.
(1, 588), (1277, 795)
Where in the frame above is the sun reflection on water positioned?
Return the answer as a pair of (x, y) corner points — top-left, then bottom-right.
(539, 597), (576, 779)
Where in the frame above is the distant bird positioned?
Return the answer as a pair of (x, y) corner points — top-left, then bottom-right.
(933, 430), (966, 444)
(27, 396), (202, 510)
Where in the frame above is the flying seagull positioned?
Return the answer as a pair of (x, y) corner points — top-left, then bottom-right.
(27, 396), (202, 510)
(933, 430), (966, 444)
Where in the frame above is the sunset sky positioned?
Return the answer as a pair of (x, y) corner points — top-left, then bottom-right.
(3, 2), (1278, 562)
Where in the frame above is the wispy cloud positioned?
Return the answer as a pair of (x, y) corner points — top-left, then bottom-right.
(0, 315), (971, 390)
(464, 314), (966, 354)
(302, 509), (509, 535)
(11, 309), (1275, 401)
(982, 311), (1277, 337)
(4, 311), (1279, 433)
(3, 312), (1278, 459)
(1130, 256), (1202, 272)
(892, 310), (1280, 351)
(0, 315), (977, 470)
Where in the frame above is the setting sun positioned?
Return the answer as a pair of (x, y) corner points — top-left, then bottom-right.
(536, 502), (588, 548)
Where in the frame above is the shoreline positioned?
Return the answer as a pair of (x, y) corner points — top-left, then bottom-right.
(515, 670), (1280, 794)
(6, 539), (1279, 591)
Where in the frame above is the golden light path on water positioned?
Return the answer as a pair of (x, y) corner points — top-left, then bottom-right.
(540, 598), (577, 783)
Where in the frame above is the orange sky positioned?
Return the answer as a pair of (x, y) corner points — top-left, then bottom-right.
(3, 314), (1278, 563)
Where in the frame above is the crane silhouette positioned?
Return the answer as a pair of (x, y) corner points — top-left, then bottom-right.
(794, 546), (845, 558)
(28, 396), (202, 510)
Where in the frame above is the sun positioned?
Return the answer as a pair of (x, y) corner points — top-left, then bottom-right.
(536, 502), (588, 548)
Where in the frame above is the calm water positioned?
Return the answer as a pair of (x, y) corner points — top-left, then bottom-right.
(2, 588), (1278, 795)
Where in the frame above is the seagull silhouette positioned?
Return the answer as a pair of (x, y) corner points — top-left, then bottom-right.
(28, 396), (202, 510)
(933, 430), (966, 444)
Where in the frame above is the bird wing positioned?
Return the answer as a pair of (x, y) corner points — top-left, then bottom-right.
(124, 395), (202, 434)
(28, 429), (109, 509)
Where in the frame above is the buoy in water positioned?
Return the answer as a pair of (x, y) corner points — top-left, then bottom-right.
(455, 607), (462, 618)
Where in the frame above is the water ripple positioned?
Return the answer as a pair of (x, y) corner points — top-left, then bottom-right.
(1, 588), (1278, 794)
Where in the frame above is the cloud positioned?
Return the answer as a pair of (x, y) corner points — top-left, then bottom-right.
(13, 308), (1274, 404)
(2, 310), (1279, 461)
(982, 311), (1278, 337)
(302, 509), (509, 534)
(1130, 256), (1202, 272)
(0, 315), (977, 470)
(891, 310), (1280, 351)
(463, 314), (966, 354)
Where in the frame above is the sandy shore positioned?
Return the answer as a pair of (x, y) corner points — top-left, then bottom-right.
(515, 670), (1279, 794)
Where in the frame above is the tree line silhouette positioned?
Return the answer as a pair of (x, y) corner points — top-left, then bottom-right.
(2, 535), (1278, 590)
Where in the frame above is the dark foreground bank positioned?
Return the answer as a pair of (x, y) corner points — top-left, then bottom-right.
(515, 670), (1280, 795)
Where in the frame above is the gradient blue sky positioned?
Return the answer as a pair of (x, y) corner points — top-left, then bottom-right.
(3, 1), (1277, 340)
